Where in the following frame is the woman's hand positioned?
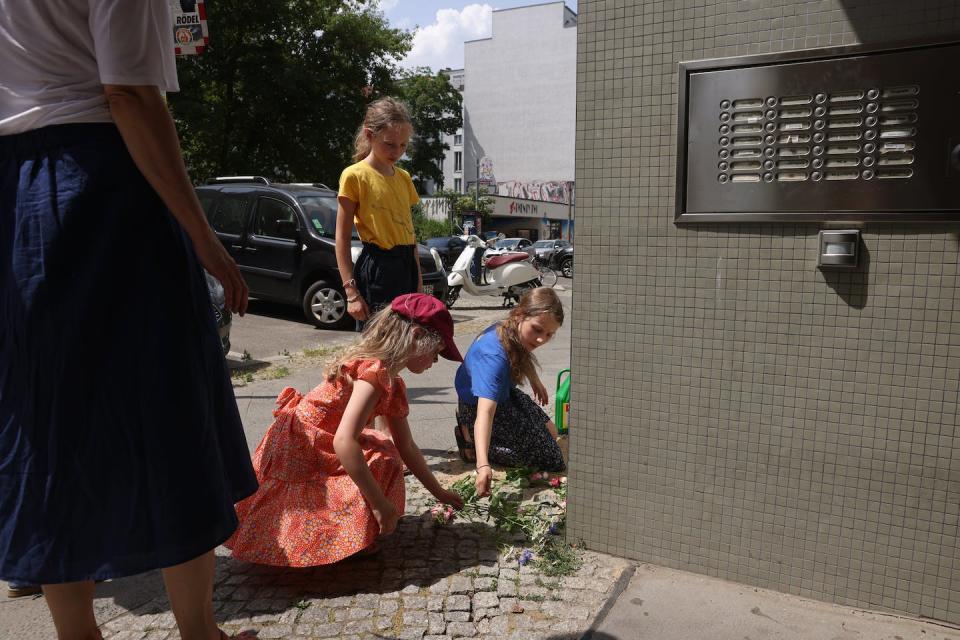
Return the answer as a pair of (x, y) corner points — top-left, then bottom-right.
(347, 294), (370, 322)
(434, 488), (464, 509)
(530, 377), (549, 406)
(193, 227), (249, 316)
(475, 466), (493, 497)
(371, 502), (399, 535)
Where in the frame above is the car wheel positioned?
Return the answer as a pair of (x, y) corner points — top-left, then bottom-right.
(302, 280), (352, 329)
(445, 285), (461, 308)
(560, 257), (573, 278)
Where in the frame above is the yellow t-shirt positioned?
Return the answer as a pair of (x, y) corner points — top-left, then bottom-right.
(338, 162), (419, 249)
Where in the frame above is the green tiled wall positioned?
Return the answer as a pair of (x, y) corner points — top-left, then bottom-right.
(569, 0), (960, 624)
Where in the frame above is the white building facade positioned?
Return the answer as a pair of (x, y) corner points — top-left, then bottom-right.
(442, 2), (577, 241)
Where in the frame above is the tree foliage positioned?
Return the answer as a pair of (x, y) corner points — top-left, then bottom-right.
(170, 0), (411, 186)
(433, 186), (495, 229)
(395, 69), (463, 192)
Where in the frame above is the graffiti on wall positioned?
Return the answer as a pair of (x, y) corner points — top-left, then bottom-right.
(495, 180), (574, 204)
(419, 198), (450, 221)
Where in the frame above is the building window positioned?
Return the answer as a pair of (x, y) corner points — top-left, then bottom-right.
(454, 178), (462, 192)
(454, 133), (463, 146)
(454, 151), (462, 172)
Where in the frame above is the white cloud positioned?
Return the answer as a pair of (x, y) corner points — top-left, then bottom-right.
(377, 0), (400, 12)
(399, 4), (493, 72)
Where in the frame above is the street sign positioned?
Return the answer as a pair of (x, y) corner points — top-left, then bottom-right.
(171, 0), (209, 56)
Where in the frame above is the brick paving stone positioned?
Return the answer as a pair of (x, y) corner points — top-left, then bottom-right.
(403, 594), (428, 610)
(344, 618), (375, 634)
(498, 568), (518, 581)
(428, 611), (447, 634)
(473, 576), (496, 591)
(256, 625), (294, 639)
(449, 576), (472, 594)
(379, 598), (400, 614)
(477, 562), (499, 575)
(397, 627), (427, 640)
(428, 578), (449, 594)
(446, 621), (478, 637)
(298, 605), (329, 622)
(444, 610), (471, 622)
(424, 636), (453, 640)
(446, 594), (471, 611)
(496, 580), (517, 596)
(428, 595), (445, 611)
(109, 632), (146, 640)
(473, 591), (499, 609)
(311, 623), (341, 638)
(403, 610), (430, 626)
(488, 614), (512, 635)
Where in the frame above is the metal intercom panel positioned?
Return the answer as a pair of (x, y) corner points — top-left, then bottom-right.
(675, 41), (960, 223)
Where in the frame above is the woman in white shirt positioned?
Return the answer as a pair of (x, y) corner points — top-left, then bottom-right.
(0, 2), (256, 639)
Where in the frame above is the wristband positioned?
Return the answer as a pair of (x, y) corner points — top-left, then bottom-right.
(347, 294), (361, 303)
(342, 278), (357, 289)
(476, 464), (490, 470)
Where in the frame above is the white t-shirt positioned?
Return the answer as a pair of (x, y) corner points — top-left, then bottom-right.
(0, 0), (179, 135)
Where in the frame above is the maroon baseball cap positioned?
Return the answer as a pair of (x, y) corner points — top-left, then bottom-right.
(391, 293), (463, 362)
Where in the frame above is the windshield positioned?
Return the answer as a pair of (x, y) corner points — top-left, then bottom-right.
(494, 239), (517, 249)
(425, 238), (448, 248)
(297, 194), (355, 239)
(533, 240), (553, 248)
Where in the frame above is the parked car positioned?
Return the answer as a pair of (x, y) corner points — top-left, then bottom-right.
(425, 236), (468, 269)
(197, 176), (447, 329)
(205, 271), (232, 356)
(485, 237), (535, 259)
(551, 242), (574, 278)
(532, 239), (571, 261)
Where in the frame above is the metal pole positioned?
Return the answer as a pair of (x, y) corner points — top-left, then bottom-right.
(475, 156), (480, 212)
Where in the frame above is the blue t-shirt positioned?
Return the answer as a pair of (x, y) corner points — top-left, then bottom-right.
(455, 324), (513, 405)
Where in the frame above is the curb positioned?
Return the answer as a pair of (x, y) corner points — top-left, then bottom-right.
(580, 563), (637, 640)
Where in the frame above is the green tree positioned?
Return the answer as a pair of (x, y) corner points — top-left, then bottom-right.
(395, 69), (463, 192)
(433, 186), (494, 231)
(170, 0), (411, 186)
(411, 203), (455, 242)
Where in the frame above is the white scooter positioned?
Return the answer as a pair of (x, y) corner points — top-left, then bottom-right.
(445, 235), (542, 308)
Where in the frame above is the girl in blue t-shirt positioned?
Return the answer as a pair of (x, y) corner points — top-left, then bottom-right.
(454, 287), (566, 496)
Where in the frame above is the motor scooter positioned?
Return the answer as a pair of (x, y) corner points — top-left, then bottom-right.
(445, 235), (542, 308)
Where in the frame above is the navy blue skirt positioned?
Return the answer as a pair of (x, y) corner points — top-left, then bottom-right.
(0, 123), (257, 584)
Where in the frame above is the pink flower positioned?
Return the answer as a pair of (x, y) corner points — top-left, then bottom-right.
(549, 477), (561, 487)
(529, 472), (542, 482)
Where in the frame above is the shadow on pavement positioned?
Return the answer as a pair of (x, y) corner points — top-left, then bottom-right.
(101, 516), (503, 634)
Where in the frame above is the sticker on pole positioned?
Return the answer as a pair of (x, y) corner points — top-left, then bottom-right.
(171, 0), (209, 56)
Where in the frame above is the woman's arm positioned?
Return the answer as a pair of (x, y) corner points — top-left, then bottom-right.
(336, 196), (368, 321)
(103, 84), (248, 315)
(388, 416), (462, 507)
(473, 398), (497, 496)
(332, 379), (398, 534)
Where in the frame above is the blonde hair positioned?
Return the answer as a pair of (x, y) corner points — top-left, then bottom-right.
(352, 97), (413, 162)
(496, 287), (564, 386)
(324, 306), (443, 381)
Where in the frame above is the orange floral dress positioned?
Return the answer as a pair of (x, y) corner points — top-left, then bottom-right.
(225, 359), (407, 566)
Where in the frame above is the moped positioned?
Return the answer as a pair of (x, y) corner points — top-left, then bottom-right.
(445, 234), (542, 308)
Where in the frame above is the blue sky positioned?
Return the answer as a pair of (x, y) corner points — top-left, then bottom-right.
(378, 0), (578, 72)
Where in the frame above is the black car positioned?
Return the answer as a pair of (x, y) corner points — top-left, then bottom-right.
(425, 236), (467, 269)
(532, 239), (573, 278)
(197, 177), (447, 329)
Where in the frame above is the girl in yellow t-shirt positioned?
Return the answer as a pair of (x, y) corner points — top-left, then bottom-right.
(336, 97), (422, 326)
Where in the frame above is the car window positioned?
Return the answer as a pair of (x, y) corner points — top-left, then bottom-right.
(533, 240), (553, 248)
(253, 197), (299, 240)
(297, 194), (339, 238)
(494, 239), (515, 249)
(426, 238), (448, 248)
(209, 194), (252, 235)
(519, 239), (532, 248)
(197, 191), (217, 218)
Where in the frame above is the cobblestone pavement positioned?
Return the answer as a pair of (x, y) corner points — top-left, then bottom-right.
(98, 475), (629, 640)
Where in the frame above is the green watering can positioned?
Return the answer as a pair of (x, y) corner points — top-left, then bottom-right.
(555, 368), (570, 435)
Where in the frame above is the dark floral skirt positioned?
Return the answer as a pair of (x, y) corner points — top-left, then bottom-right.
(457, 388), (565, 472)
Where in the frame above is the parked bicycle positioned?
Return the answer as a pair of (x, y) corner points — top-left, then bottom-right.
(532, 255), (559, 288)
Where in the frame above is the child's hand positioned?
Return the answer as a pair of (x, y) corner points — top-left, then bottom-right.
(475, 466), (493, 497)
(531, 378), (549, 405)
(372, 502), (400, 535)
(434, 488), (464, 509)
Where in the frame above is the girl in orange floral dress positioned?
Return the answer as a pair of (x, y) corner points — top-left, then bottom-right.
(226, 294), (464, 566)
